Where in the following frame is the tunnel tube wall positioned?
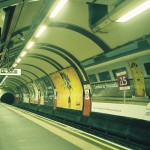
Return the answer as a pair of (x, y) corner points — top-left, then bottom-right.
(1, 92), (15, 105)
(16, 102), (150, 147)
(12, 54), (150, 147)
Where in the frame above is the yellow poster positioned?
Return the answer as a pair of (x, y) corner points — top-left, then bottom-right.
(50, 67), (83, 110)
(129, 59), (145, 97)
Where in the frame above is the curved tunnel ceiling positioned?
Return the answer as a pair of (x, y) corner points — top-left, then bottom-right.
(0, 0), (150, 89)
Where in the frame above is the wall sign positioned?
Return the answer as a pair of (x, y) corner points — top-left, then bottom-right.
(116, 71), (130, 90)
(0, 68), (21, 75)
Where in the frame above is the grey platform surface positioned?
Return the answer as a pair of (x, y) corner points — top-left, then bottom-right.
(0, 104), (82, 150)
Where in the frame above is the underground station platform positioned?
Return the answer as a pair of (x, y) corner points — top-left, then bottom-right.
(0, 103), (133, 150)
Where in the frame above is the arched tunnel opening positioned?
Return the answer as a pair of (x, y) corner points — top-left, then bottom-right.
(1, 93), (15, 105)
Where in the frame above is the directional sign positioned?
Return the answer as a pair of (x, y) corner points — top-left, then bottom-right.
(116, 71), (130, 90)
(0, 68), (21, 75)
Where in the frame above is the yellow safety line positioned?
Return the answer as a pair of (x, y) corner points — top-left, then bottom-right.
(2, 103), (122, 150)
(35, 116), (119, 150)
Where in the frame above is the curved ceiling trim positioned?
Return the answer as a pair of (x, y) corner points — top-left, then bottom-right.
(18, 63), (54, 87)
(48, 22), (111, 53)
(5, 81), (24, 95)
(37, 44), (89, 83)
(21, 74), (33, 82)
(28, 53), (63, 69)
(4, 81), (19, 87)
(0, 82), (17, 93)
(6, 86), (17, 93)
(6, 78), (24, 86)
(8, 76), (28, 84)
(19, 63), (48, 77)
(3, 83), (18, 94)
(22, 69), (39, 79)
(21, 69), (48, 91)
(7, 78), (30, 93)
(26, 54), (62, 70)
(5, 79), (25, 93)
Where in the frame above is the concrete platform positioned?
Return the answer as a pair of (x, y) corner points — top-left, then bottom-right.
(0, 104), (84, 150)
(0, 103), (130, 150)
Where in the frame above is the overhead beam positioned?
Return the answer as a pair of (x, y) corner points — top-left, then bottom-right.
(0, 82), (18, 93)
(0, 0), (23, 9)
(18, 63), (54, 87)
(27, 54), (63, 70)
(36, 44), (90, 84)
(1, 3), (24, 64)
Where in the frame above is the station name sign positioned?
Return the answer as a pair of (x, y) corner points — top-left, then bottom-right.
(0, 68), (21, 75)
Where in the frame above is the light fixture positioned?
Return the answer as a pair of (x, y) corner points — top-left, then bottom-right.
(116, 0), (150, 22)
(20, 51), (27, 57)
(0, 76), (8, 85)
(49, 0), (68, 18)
(13, 64), (17, 67)
(35, 25), (47, 38)
(16, 58), (21, 63)
(27, 41), (35, 49)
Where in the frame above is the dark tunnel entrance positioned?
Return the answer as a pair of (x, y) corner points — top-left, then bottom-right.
(1, 93), (15, 105)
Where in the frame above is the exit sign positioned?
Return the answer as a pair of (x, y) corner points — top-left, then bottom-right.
(0, 68), (21, 75)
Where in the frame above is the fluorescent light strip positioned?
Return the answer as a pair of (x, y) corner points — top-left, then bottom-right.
(116, 0), (150, 22)
(21, 51), (27, 57)
(13, 64), (17, 67)
(16, 58), (21, 63)
(50, 0), (68, 18)
(0, 76), (8, 85)
(27, 41), (35, 49)
(35, 25), (47, 38)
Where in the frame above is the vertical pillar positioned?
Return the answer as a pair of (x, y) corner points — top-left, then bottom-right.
(53, 89), (57, 110)
(83, 84), (91, 116)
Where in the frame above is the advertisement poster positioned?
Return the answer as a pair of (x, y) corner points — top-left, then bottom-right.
(90, 66), (150, 121)
(21, 85), (29, 103)
(16, 87), (23, 103)
(50, 67), (83, 110)
(36, 78), (46, 105)
(32, 82), (38, 104)
(42, 77), (54, 106)
(92, 102), (150, 121)
(129, 59), (145, 96)
(37, 77), (54, 106)
(27, 83), (34, 104)
(27, 82), (38, 104)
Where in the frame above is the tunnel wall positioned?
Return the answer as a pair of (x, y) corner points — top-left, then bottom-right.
(1, 93), (15, 105)
(11, 53), (150, 147)
(15, 102), (150, 147)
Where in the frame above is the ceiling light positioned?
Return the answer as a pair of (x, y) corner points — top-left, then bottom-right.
(116, 0), (150, 22)
(16, 58), (21, 63)
(49, 0), (68, 18)
(13, 64), (17, 67)
(27, 41), (35, 49)
(21, 51), (27, 57)
(35, 25), (47, 38)
(0, 76), (8, 85)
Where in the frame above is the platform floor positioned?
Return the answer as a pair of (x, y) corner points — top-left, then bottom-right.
(0, 103), (130, 150)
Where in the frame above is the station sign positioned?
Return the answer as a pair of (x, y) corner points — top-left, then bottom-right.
(0, 68), (21, 75)
(116, 71), (130, 90)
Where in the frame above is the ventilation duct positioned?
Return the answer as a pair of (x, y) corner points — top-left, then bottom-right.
(0, 9), (5, 41)
(90, 0), (146, 33)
